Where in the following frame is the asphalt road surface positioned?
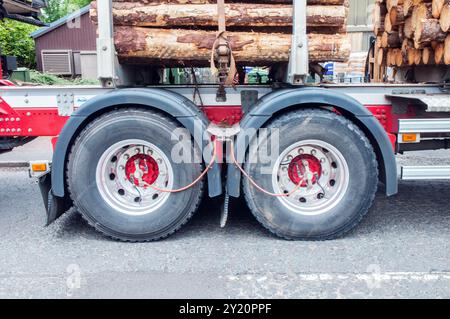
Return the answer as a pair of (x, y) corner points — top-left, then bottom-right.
(0, 138), (449, 298)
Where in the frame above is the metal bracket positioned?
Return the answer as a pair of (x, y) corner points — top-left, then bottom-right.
(96, 0), (117, 87)
(214, 0), (233, 102)
(388, 93), (450, 113)
(207, 123), (241, 141)
(443, 68), (450, 92)
(241, 90), (259, 114)
(401, 166), (450, 180)
(216, 82), (227, 102)
(286, 0), (309, 85)
(56, 93), (75, 116)
(29, 160), (51, 178)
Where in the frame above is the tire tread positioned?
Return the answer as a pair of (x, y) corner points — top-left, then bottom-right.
(243, 108), (379, 241)
(66, 108), (204, 242)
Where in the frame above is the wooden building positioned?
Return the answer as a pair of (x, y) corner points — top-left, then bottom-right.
(30, 5), (97, 78)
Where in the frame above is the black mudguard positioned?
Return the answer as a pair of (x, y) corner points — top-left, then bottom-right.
(38, 173), (71, 225)
(226, 87), (398, 198)
(45, 88), (223, 225)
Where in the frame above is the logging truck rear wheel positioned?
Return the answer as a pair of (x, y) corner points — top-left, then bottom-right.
(242, 109), (378, 240)
(67, 109), (204, 242)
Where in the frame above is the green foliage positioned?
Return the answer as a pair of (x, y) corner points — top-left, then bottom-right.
(29, 70), (99, 85)
(0, 20), (38, 68)
(43, 0), (93, 23)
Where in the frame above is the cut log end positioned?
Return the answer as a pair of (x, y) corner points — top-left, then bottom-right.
(440, 4), (450, 32)
(445, 34), (450, 65)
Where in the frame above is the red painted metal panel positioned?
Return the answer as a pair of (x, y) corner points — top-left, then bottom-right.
(0, 107), (68, 137)
(0, 97), (20, 116)
(1, 98), (399, 150)
(202, 106), (243, 126)
(366, 105), (394, 133)
(366, 105), (397, 149)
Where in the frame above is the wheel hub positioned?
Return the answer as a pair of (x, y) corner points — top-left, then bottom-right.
(272, 140), (350, 216)
(96, 139), (173, 216)
(288, 154), (322, 187)
(125, 154), (159, 187)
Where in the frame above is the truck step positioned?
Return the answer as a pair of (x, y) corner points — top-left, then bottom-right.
(389, 94), (450, 113)
(398, 118), (450, 134)
(400, 166), (450, 180)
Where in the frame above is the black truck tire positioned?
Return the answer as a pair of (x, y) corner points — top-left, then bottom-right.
(67, 109), (204, 242)
(242, 108), (379, 240)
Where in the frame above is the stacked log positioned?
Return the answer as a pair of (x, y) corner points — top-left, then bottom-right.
(90, 0), (352, 67)
(373, 0), (450, 72)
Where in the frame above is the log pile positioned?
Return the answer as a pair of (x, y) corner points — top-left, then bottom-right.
(334, 52), (368, 76)
(372, 0), (450, 80)
(90, 0), (352, 67)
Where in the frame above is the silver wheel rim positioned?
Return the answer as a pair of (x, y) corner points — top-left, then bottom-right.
(272, 139), (350, 216)
(95, 139), (173, 216)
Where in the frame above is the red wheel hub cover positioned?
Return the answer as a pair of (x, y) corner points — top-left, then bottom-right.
(288, 154), (322, 187)
(125, 154), (159, 187)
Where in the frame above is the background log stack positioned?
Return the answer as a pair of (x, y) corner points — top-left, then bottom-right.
(372, 0), (450, 82)
(91, 0), (352, 68)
